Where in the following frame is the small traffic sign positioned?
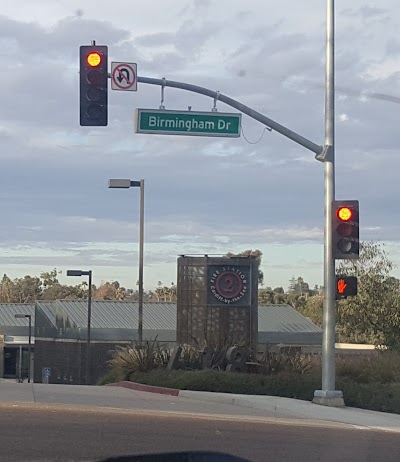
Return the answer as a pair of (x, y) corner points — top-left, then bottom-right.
(111, 62), (137, 91)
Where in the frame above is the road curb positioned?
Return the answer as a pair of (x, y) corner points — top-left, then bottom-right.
(106, 382), (400, 433)
(107, 381), (180, 396)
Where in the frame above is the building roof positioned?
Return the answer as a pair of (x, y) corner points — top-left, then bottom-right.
(258, 304), (321, 333)
(0, 303), (35, 336)
(36, 300), (176, 330)
(35, 301), (57, 325)
(257, 304), (322, 345)
(0, 301), (322, 345)
(0, 303), (35, 326)
(36, 301), (321, 332)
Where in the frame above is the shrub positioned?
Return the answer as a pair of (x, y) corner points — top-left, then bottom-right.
(336, 351), (400, 384)
(191, 333), (250, 370)
(126, 369), (400, 414)
(100, 345), (400, 414)
(128, 369), (320, 401)
(97, 369), (124, 386)
(107, 338), (171, 379)
(257, 346), (319, 375)
(338, 378), (400, 413)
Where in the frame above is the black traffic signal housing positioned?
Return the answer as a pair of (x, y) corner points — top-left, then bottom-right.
(332, 200), (359, 259)
(336, 275), (358, 300)
(80, 45), (108, 126)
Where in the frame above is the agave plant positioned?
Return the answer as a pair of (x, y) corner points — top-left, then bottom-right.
(257, 345), (317, 375)
(108, 337), (171, 379)
(191, 333), (250, 370)
(179, 344), (203, 370)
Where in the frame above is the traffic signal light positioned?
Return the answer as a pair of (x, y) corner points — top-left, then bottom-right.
(332, 200), (359, 259)
(80, 45), (108, 126)
(336, 275), (358, 299)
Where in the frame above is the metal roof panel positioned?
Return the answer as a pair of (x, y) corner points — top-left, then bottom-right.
(0, 304), (35, 327)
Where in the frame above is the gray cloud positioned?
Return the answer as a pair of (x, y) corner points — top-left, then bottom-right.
(135, 32), (175, 48)
(341, 6), (389, 22)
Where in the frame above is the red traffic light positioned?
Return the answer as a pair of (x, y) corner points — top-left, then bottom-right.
(337, 207), (352, 222)
(87, 52), (102, 67)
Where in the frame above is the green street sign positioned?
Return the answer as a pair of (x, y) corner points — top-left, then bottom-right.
(135, 109), (241, 138)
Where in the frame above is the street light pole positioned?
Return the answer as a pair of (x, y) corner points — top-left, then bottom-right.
(323, 0), (336, 393)
(67, 269), (92, 385)
(15, 313), (32, 383)
(138, 179), (144, 344)
(108, 178), (145, 344)
(87, 270), (92, 383)
(313, 0), (344, 407)
(28, 315), (32, 383)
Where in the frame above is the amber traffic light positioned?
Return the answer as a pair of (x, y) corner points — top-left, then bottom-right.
(86, 52), (102, 67)
(80, 45), (108, 126)
(332, 200), (359, 259)
(337, 207), (352, 222)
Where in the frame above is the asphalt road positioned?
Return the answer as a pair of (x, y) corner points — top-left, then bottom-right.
(1, 403), (400, 462)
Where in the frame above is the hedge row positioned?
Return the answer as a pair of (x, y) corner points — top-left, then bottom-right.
(121, 370), (400, 414)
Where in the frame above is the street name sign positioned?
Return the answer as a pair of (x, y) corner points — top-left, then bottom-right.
(135, 109), (241, 137)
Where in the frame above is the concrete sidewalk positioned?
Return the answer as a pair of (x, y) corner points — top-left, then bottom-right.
(112, 381), (400, 433)
(2, 380), (399, 434)
(179, 390), (400, 433)
(0, 381), (34, 403)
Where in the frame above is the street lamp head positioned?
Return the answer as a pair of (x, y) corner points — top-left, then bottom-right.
(108, 179), (141, 188)
(15, 314), (30, 319)
(67, 270), (84, 277)
(67, 270), (91, 277)
(108, 179), (132, 189)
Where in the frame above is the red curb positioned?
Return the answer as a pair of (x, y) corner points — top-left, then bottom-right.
(107, 381), (180, 396)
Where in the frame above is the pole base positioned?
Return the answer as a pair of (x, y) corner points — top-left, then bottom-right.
(313, 389), (345, 408)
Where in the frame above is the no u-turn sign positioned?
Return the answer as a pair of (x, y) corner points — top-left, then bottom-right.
(111, 62), (137, 91)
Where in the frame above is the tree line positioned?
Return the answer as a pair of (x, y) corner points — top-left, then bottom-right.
(0, 269), (176, 304)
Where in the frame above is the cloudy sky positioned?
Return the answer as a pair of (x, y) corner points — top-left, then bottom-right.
(0, 0), (399, 291)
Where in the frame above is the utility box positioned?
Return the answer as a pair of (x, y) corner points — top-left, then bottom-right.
(176, 256), (258, 354)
